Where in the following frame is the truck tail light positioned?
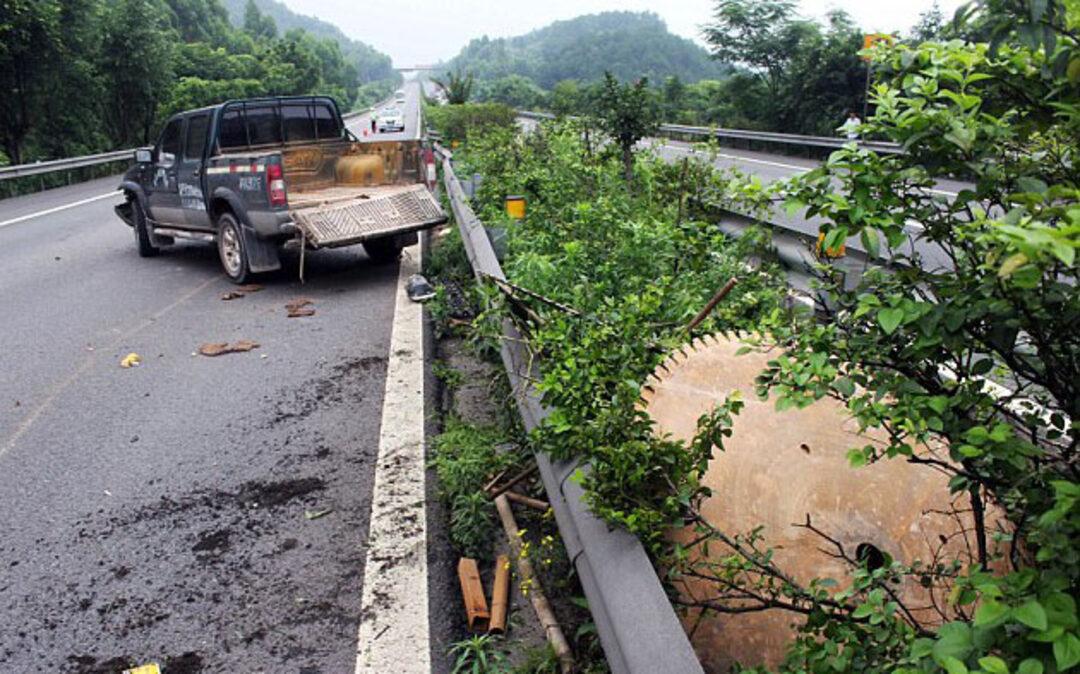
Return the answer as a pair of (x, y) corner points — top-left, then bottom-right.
(267, 163), (287, 207)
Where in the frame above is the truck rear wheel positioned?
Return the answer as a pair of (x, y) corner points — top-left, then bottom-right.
(217, 212), (250, 283)
(132, 197), (159, 258)
(363, 238), (403, 264)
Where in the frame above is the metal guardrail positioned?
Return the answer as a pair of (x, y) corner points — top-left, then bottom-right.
(515, 110), (904, 155)
(436, 144), (704, 674)
(1, 106), (378, 184)
(0, 149), (133, 181)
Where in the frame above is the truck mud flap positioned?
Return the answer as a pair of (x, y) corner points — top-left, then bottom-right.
(290, 184), (446, 248)
(241, 223), (281, 273)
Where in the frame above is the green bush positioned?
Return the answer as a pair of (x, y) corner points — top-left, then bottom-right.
(426, 103), (517, 146)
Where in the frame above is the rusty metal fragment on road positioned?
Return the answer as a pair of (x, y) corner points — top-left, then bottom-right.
(285, 298), (316, 318)
(198, 340), (260, 357)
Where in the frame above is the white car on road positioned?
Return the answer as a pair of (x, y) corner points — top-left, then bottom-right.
(378, 107), (405, 133)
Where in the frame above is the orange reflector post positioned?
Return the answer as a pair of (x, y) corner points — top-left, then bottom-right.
(505, 195), (526, 220)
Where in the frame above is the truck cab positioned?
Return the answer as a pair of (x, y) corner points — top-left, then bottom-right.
(116, 96), (444, 283)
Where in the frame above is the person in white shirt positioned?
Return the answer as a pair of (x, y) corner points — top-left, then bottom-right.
(839, 111), (861, 140)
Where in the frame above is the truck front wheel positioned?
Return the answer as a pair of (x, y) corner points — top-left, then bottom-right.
(363, 238), (403, 264)
(216, 212), (250, 283)
(132, 197), (159, 258)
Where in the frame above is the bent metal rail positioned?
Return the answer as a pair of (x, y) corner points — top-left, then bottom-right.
(435, 143), (704, 674)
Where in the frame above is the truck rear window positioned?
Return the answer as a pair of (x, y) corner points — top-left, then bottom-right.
(283, 104), (316, 142)
(219, 109), (246, 150)
(314, 104), (340, 139)
(246, 105), (282, 146)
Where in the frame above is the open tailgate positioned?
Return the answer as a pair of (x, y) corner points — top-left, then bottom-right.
(289, 184), (446, 248)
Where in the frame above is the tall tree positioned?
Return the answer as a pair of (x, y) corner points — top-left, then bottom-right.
(909, 1), (945, 42)
(100, 0), (176, 146)
(242, 0), (275, 40)
(594, 72), (659, 187)
(703, 0), (810, 99)
(432, 69), (475, 105)
(0, 0), (63, 163)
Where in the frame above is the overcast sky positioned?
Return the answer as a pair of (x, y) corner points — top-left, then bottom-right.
(283, 0), (964, 66)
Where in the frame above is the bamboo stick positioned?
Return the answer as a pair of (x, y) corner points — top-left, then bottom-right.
(457, 558), (490, 632)
(505, 490), (550, 512)
(487, 463), (538, 500)
(488, 554), (510, 635)
(495, 495), (574, 673)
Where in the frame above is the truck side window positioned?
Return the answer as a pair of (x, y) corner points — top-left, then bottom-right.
(246, 105), (282, 146)
(314, 104), (340, 140)
(219, 108), (247, 150)
(158, 118), (182, 165)
(283, 104), (316, 142)
(184, 114), (210, 160)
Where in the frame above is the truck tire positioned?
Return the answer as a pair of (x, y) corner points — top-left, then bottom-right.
(363, 238), (403, 264)
(216, 212), (250, 284)
(132, 197), (159, 258)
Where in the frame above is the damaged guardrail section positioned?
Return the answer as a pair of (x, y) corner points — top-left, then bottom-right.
(436, 146), (704, 674)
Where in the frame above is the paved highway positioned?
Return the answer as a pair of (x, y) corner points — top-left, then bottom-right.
(0, 88), (454, 673)
(348, 78), (423, 142)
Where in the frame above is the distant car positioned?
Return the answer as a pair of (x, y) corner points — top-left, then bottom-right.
(395, 91), (406, 103)
(378, 107), (405, 133)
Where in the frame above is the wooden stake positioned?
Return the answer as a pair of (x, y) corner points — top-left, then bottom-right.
(487, 463), (538, 500)
(495, 495), (574, 673)
(686, 277), (738, 333)
(488, 554), (510, 635)
(457, 558), (490, 632)
(505, 490), (550, 512)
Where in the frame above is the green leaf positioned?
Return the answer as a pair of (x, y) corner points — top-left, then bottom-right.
(975, 600), (1009, 626)
(1055, 632), (1080, 671)
(942, 655), (969, 674)
(877, 307), (904, 334)
(852, 602), (875, 618)
(860, 229), (881, 258)
(934, 622), (974, 664)
(979, 656), (1009, 674)
(1015, 599), (1049, 631)
(1017, 659), (1044, 674)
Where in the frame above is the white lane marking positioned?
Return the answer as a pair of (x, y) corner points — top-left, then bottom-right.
(355, 241), (430, 674)
(0, 274), (221, 462)
(0, 191), (121, 229)
(662, 143), (961, 197)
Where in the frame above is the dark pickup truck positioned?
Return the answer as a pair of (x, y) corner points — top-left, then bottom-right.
(116, 95), (445, 282)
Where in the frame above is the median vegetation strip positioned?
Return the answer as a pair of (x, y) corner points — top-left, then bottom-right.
(429, 3), (1079, 668)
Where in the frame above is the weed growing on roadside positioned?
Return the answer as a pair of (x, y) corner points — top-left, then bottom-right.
(450, 634), (509, 674)
(433, 418), (524, 560)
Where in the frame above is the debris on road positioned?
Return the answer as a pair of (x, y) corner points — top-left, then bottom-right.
(221, 283), (263, 301)
(286, 298), (316, 318)
(119, 353), (142, 368)
(304, 508), (333, 520)
(406, 274), (436, 302)
(198, 340), (260, 357)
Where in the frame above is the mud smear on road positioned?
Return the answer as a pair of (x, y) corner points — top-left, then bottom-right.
(0, 354), (390, 673)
